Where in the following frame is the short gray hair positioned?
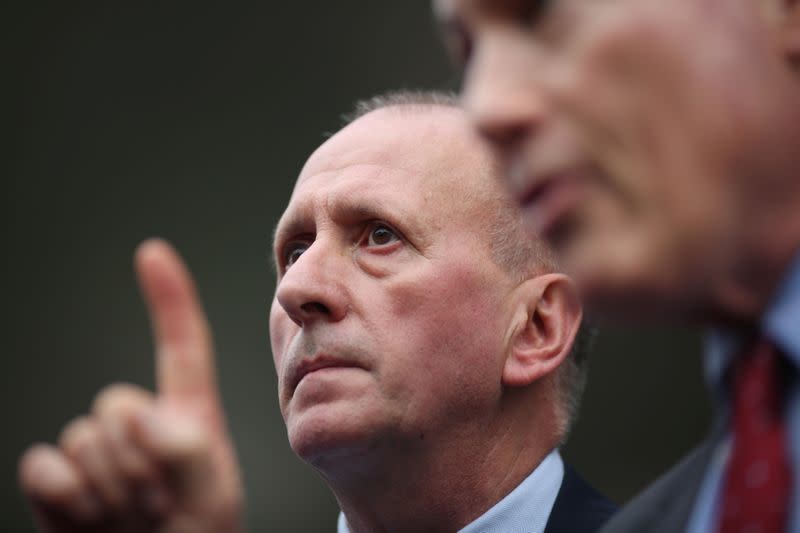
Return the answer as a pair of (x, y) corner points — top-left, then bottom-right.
(345, 90), (593, 442)
(343, 90), (460, 125)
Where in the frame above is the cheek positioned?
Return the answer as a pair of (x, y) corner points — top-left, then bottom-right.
(566, 4), (702, 141)
(391, 268), (495, 341)
(379, 265), (506, 403)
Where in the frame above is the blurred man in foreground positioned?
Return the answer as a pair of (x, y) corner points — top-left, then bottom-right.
(435, 0), (800, 531)
(19, 92), (615, 532)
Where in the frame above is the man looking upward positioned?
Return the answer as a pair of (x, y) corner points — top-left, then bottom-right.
(19, 92), (614, 532)
(435, 0), (800, 531)
(271, 92), (615, 532)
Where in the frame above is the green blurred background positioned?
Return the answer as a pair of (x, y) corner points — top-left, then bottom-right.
(5, 2), (710, 531)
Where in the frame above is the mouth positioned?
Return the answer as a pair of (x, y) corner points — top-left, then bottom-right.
(289, 355), (365, 396)
(515, 171), (586, 242)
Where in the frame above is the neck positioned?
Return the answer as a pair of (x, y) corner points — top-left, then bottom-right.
(317, 386), (560, 533)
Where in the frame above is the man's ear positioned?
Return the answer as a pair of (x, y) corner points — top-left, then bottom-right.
(503, 273), (582, 387)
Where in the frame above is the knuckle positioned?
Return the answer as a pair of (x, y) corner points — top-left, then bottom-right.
(171, 422), (210, 461)
(18, 444), (51, 491)
(154, 415), (210, 465)
(59, 416), (97, 457)
(93, 382), (152, 418)
(104, 424), (155, 481)
(18, 444), (84, 504)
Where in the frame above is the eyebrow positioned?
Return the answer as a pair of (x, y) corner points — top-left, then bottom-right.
(329, 200), (396, 225)
(326, 197), (427, 254)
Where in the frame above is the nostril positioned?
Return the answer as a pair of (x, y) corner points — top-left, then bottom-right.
(301, 302), (330, 316)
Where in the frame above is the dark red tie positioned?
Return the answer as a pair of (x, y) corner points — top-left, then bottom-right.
(719, 339), (792, 533)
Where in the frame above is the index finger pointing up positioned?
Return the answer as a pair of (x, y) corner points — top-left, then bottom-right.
(135, 239), (219, 407)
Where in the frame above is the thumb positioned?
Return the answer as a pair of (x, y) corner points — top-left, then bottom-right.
(135, 239), (219, 409)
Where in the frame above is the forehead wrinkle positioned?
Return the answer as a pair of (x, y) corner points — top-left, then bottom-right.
(300, 128), (417, 181)
(273, 162), (435, 258)
(322, 166), (436, 240)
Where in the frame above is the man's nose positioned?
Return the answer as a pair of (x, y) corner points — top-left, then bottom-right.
(461, 33), (549, 151)
(275, 241), (349, 327)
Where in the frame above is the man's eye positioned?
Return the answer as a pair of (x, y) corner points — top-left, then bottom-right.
(284, 242), (309, 268)
(366, 224), (400, 247)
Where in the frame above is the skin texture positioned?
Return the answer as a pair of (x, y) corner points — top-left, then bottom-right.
(435, 0), (800, 324)
(270, 107), (581, 532)
(18, 240), (243, 533)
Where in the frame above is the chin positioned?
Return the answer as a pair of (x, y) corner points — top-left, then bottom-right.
(286, 405), (382, 467)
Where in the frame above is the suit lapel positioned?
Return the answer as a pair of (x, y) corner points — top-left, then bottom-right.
(544, 463), (618, 533)
(599, 416), (729, 533)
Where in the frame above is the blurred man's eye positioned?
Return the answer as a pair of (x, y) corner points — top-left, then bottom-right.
(441, 0), (553, 67)
(441, 19), (474, 66)
(493, 0), (552, 28)
(523, 0), (552, 25)
(476, 0), (553, 28)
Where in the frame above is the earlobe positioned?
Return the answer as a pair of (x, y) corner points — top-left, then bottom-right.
(502, 274), (582, 388)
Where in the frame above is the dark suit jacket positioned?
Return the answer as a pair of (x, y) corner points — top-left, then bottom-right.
(544, 463), (618, 533)
(598, 419), (727, 533)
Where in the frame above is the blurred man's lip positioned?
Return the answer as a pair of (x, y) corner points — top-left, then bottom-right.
(290, 355), (365, 395)
(517, 172), (585, 240)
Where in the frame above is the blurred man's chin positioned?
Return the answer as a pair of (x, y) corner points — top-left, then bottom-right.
(576, 264), (702, 325)
(582, 286), (692, 325)
(560, 232), (696, 323)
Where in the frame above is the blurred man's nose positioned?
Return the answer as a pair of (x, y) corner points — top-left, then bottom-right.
(275, 241), (349, 327)
(461, 33), (548, 152)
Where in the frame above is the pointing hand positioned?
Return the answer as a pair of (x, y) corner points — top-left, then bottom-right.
(19, 240), (243, 533)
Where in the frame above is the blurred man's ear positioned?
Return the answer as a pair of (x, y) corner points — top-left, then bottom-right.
(503, 274), (582, 387)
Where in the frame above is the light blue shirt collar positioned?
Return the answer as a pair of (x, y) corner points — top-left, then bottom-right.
(337, 449), (564, 533)
(763, 252), (800, 365)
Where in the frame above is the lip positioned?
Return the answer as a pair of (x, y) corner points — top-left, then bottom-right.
(290, 355), (365, 395)
(516, 171), (585, 239)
